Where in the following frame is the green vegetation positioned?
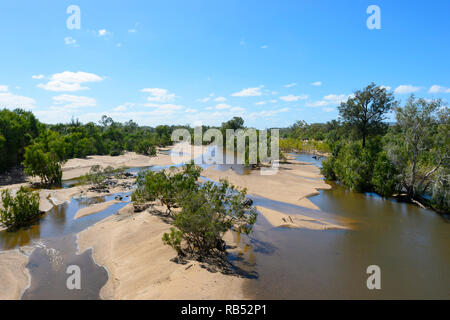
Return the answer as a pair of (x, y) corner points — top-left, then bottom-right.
(133, 163), (202, 214)
(0, 109), (40, 172)
(81, 165), (126, 189)
(0, 110), (189, 186)
(321, 85), (449, 213)
(0, 187), (41, 229)
(133, 164), (257, 257)
(164, 180), (257, 256)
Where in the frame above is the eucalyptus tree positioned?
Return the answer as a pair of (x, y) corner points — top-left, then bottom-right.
(338, 83), (397, 148)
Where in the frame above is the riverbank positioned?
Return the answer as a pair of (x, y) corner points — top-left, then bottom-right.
(202, 158), (331, 210)
(77, 204), (248, 300)
(0, 249), (31, 300)
(0, 143), (209, 299)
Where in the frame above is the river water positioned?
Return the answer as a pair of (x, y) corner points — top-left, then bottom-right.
(0, 152), (448, 299)
(238, 154), (450, 299)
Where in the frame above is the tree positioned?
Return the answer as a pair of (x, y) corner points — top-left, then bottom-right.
(163, 180), (257, 256)
(0, 186), (41, 229)
(386, 96), (449, 205)
(338, 83), (397, 148)
(23, 130), (67, 186)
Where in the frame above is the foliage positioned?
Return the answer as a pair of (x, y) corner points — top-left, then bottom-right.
(23, 130), (66, 186)
(0, 187), (40, 229)
(338, 83), (397, 148)
(133, 163), (202, 214)
(0, 109), (41, 172)
(81, 165), (125, 188)
(164, 180), (257, 255)
(385, 96), (449, 209)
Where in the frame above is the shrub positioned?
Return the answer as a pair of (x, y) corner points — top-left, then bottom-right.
(23, 143), (64, 186)
(0, 187), (41, 229)
(81, 165), (126, 189)
(132, 163), (202, 214)
(136, 139), (157, 156)
(372, 152), (399, 197)
(164, 180), (257, 255)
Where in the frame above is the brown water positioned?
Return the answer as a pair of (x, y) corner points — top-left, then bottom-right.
(0, 192), (131, 299)
(2, 152), (449, 299)
(235, 156), (450, 299)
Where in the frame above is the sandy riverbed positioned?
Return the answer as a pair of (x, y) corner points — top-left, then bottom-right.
(77, 204), (248, 300)
(1, 147), (339, 300)
(0, 143), (208, 300)
(0, 249), (31, 300)
(202, 159), (331, 210)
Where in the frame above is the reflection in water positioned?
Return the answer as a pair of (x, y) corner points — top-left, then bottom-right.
(0, 192), (131, 251)
(22, 235), (108, 300)
(2, 152), (449, 299)
(240, 155), (450, 299)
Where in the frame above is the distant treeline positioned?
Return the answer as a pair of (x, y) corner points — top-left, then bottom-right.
(0, 111), (192, 184)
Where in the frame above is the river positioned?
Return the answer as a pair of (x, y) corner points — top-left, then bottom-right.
(0, 152), (448, 299)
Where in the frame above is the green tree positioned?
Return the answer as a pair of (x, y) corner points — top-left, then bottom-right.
(386, 96), (449, 205)
(23, 130), (66, 186)
(338, 83), (397, 148)
(0, 187), (41, 229)
(163, 180), (257, 256)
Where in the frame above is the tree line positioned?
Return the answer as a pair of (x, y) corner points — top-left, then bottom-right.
(292, 83), (449, 213)
(0, 111), (189, 185)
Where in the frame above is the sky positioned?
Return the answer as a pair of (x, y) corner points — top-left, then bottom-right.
(0, 0), (449, 129)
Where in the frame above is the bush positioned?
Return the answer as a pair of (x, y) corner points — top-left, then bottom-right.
(81, 165), (126, 189)
(23, 143), (64, 186)
(372, 152), (399, 197)
(164, 180), (257, 255)
(0, 187), (41, 229)
(136, 139), (157, 156)
(132, 163), (202, 214)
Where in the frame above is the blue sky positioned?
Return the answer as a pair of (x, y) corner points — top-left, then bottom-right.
(0, 0), (449, 128)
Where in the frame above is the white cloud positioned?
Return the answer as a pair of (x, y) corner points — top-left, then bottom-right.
(231, 86), (263, 97)
(141, 88), (176, 103)
(323, 107), (335, 113)
(98, 29), (108, 37)
(305, 94), (350, 107)
(380, 85), (391, 91)
(216, 103), (232, 110)
(323, 94), (349, 104)
(185, 108), (198, 113)
(261, 45), (269, 49)
(428, 85), (450, 94)
(0, 92), (36, 110)
(114, 102), (135, 112)
(249, 108), (289, 119)
(394, 85), (421, 94)
(64, 37), (77, 46)
(0, 85), (8, 92)
(305, 100), (328, 107)
(214, 96), (227, 102)
(255, 101), (266, 106)
(37, 71), (103, 92)
(197, 97), (210, 103)
(128, 29), (137, 33)
(280, 94), (308, 102)
(284, 83), (297, 88)
(52, 94), (96, 109)
(32, 75), (44, 80)
(311, 81), (322, 86)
